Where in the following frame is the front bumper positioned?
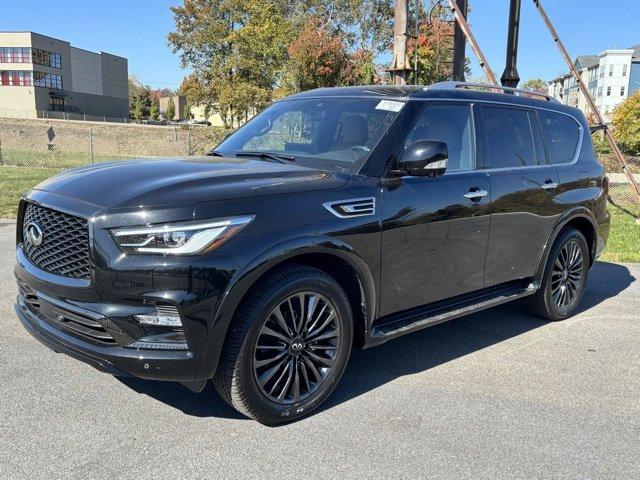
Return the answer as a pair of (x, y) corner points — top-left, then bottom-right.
(13, 192), (247, 384)
(15, 289), (202, 381)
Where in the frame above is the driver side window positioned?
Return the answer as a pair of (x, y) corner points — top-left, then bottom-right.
(405, 104), (474, 171)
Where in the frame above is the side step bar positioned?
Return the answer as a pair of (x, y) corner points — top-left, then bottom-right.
(369, 282), (538, 345)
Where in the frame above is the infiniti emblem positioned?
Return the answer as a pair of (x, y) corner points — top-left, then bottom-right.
(25, 222), (44, 247)
(290, 341), (304, 352)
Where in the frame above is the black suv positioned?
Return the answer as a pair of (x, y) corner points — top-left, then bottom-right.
(15, 82), (610, 424)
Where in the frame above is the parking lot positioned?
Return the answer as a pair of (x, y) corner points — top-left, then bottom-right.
(1, 218), (639, 479)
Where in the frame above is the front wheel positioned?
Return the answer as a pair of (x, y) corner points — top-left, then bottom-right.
(213, 265), (353, 425)
(525, 227), (590, 321)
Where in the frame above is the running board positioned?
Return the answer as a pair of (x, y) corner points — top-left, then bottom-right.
(369, 282), (538, 345)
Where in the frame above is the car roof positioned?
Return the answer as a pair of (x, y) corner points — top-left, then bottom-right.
(285, 82), (582, 118)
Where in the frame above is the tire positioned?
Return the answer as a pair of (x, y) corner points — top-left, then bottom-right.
(525, 227), (590, 321)
(213, 264), (353, 425)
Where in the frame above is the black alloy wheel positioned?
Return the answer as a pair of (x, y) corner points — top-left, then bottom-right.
(549, 240), (584, 310)
(253, 292), (341, 404)
(213, 265), (353, 425)
(525, 227), (589, 321)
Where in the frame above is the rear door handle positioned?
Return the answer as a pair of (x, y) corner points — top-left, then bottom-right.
(463, 189), (488, 200)
(541, 180), (558, 191)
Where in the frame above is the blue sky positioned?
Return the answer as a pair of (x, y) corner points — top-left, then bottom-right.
(2, 0), (639, 88)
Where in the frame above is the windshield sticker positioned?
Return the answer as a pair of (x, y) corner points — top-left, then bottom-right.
(375, 100), (405, 112)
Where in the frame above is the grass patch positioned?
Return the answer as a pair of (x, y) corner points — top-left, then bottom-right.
(0, 165), (61, 218)
(599, 202), (640, 263)
(1, 165), (639, 263)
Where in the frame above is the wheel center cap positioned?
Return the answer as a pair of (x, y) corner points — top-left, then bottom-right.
(562, 269), (569, 280)
(289, 339), (305, 354)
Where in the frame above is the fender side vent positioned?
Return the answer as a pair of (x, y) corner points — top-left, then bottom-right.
(323, 197), (376, 218)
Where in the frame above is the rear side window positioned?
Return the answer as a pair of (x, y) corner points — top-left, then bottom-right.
(538, 110), (581, 164)
(482, 106), (542, 168)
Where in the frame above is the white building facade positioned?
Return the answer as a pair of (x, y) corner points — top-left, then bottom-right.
(548, 45), (640, 123)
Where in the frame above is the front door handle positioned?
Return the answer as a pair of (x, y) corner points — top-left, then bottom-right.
(463, 189), (488, 200)
(541, 180), (558, 191)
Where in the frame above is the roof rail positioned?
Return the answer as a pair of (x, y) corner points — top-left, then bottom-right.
(425, 81), (559, 103)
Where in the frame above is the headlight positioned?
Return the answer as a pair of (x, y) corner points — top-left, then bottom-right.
(111, 215), (253, 255)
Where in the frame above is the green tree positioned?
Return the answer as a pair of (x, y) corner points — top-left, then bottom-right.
(149, 97), (160, 120)
(521, 78), (547, 92)
(128, 75), (151, 119)
(612, 91), (640, 155)
(166, 97), (176, 121)
(169, 0), (294, 126)
(132, 98), (145, 120)
(345, 0), (394, 55)
(179, 74), (215, 118)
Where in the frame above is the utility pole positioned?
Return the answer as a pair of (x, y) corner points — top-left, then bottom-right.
(447, 0), (498, 84)
(501, 0), (522, 88)
(452, 0), (468, 81)
(390, 0), (412, 85)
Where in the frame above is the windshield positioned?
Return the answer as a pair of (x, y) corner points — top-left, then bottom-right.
(215, 97), (405, 174)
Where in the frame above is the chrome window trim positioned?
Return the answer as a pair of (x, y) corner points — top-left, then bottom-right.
(290, 95), (585, 174)
(425, 98), (584, 168)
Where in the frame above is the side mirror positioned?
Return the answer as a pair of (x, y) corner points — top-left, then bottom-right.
(393, 140), (448, 178)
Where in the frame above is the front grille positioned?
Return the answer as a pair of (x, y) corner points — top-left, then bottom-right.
(22, 203), (90, 279)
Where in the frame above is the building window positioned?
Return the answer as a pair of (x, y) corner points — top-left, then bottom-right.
(33, 71), (63, 89)
(604, 105), (610, 114)
(0, 47), (32, 63)
(606, 86), (611, 96)
(0, 47), (61, 68)
(599, 66), (604, 78)
(622, 64), (628, 76)
(31, 48), (62, 69)
(0, 70), (32, 86)
(49, 97), (66, 112)
(621, 86), (625, 96)
(598, 86), (603, 97)
(609, 65), (614, 77)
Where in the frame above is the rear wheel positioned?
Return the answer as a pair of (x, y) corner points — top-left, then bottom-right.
(213, 265), (353, 425)
(525, 227), (589, 321)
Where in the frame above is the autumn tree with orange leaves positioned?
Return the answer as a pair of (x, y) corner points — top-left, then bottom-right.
(406, 1), (468, 85)
(283, 18), (349, 93)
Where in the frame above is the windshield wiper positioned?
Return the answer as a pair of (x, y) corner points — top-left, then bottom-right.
(234, 151), (295, 164)
(206, 149), (225, 157)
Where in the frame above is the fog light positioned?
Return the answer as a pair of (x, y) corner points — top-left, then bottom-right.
(134, 304), (182, 327)
(127, 331), (188, 350)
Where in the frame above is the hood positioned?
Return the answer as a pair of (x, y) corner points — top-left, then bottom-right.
(33, 156), (348, 210)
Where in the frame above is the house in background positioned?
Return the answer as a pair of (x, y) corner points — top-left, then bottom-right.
(0, 31), (128, 120)
(548, 44), (640, 122)
(158, 94), (186, 121)
(190, 103), (255, 128)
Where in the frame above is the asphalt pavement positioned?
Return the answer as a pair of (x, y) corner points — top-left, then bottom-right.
(1, 218), (638, 479)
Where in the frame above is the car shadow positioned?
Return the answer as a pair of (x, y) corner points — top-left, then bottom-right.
(117, 261), (635, 421)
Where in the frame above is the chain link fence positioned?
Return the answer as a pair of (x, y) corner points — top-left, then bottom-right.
(0, 118), (228, 170)
(0, 117), (639, 208)
(597, 153), (640, 207)
(0, 107), (132, 124)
